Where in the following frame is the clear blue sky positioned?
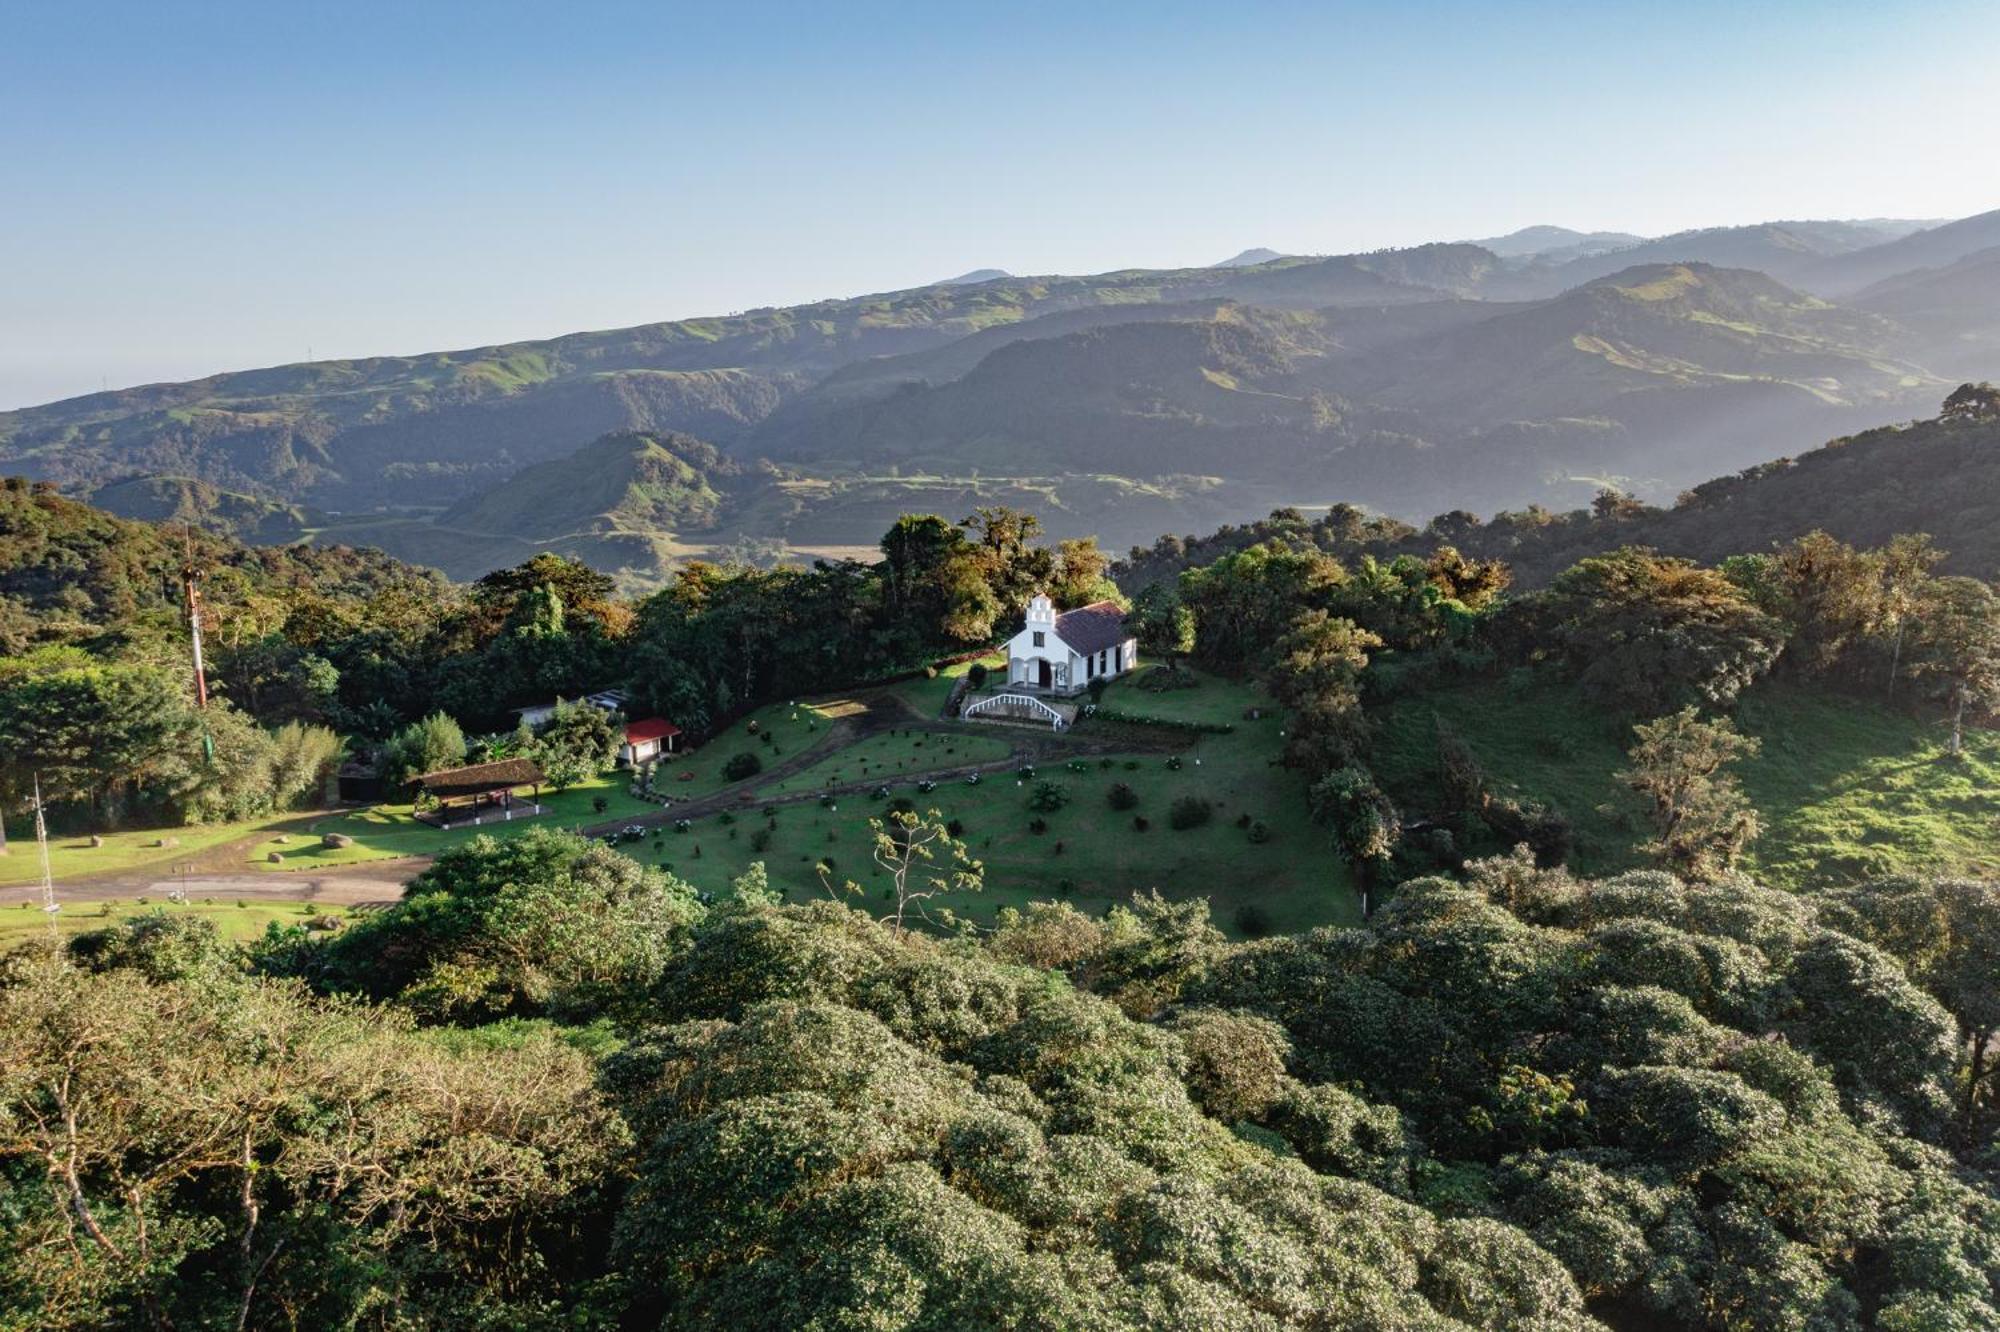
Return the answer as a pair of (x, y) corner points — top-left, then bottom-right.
(4, 0), (1996, 408)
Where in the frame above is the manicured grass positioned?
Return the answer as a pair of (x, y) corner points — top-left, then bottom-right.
(1372, 676), (2000, 887)
(258, 700), (852, 872)
(873, 653), (1007, 719)
(655, 669), (1360, 937)
(0, 814), (290, 887)
(763, 728), (1014, 795)
(260, 771), (665, 871)
(647, 699), (844, 799)
(0, 897), (349, 947)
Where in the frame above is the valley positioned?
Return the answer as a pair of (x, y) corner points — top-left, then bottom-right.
(5, 209), (1994, 588)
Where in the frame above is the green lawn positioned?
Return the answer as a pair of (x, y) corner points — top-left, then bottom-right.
(763, 728), (1014, 795)
(646, 699), (845, 798)
(1372, 676), (2000, 887)
(0, 814), (294, 887)
(260, 771), (665, 871)
(259, 700), (849, 872)
(0, 897), (349, 947)
(652, 669), (1360, 937)
(872, 652), (1007, 719)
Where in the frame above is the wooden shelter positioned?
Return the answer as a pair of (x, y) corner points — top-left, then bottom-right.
(412, 758), (546, 829)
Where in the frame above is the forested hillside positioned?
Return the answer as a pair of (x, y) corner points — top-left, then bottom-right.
(4, 208), (1995, 587)
(4, 392), (2000, 1327)
(1117, 386), (2000, 591)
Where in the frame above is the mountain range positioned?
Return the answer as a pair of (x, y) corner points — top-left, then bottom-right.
(2, 207), (1995, 584)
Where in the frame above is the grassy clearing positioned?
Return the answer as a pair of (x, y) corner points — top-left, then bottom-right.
(654, 669), (1360, 937)
(0, 897), (349, 946)
(257, 772), (661, 871)
(1372, 676), (2000, 887)
(259, 700), (848, 872)
(871, 653), (1008, 719)
(764, 728), (1014, 795)
(0, 815), (297, 887)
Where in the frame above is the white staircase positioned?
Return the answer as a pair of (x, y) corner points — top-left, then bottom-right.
(962, 691), (1069, 730)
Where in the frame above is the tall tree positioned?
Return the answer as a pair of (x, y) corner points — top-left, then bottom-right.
(1906, 576), (2000, 755)
(1619, 707), (1761, 879)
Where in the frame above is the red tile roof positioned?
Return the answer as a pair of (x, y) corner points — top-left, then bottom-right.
(625, 717), (682, 743)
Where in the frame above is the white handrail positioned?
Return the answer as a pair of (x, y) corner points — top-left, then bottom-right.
(962, 691), (1067, 730)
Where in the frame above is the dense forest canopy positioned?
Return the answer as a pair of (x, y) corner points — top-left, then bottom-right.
(2, 392), (1999, 1329)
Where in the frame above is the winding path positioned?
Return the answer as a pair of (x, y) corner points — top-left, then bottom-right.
(4, 683), (1174, 911)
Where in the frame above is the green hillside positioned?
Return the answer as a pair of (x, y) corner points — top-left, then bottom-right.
(440, 430), (735, 541)
(87, 474), (307, 544)
(1373, 677), (2000, 888)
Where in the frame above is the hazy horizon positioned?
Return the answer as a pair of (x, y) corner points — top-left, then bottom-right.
(5, 0), (1998, 409)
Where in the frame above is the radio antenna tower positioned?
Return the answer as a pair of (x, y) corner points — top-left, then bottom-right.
(181, 528), (217, 764)
(33, 775), (57, 940)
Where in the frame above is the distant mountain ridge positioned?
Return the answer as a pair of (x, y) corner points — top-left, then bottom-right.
(1, 205), (1993, 585)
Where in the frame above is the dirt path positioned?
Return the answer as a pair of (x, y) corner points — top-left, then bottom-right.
(7, 685), (1173, 909)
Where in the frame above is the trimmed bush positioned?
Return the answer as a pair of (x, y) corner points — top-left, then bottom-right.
(1234, 903), (1275, 938)
(1107, 782), (1139, 811)
(1027, 780), (1070, 813)
(722, 751), (763, 782)
(1169, 796), (1213, 831)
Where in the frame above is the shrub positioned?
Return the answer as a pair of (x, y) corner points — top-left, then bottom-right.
(946, 818), (965, 837)
(967, 663), (989, 688)
(1028, 818), (1049, 835)
(1169, 796), (1213, 831)
(722, 751), (763, 782)
(749, 828), (772, 853)
(1107, 782), (1139, 811)
(1027, 780), (1070, 813)
(1165, 754), (1184, 771)
(1133, 816), (1150, 832)
(592, 796), (609, 814)
(1248, 821), (1271, 844)
(1233, 903), (1275, 938)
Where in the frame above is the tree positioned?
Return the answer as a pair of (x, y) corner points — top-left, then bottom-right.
(823, 807), (982, 933)
(1904, 576), (2000, 755)
(377, 711), (466, 791)
(267, 722), (344, 809)
(1940, 381), (2000, 423)
(0, 953), (625, 1330)
(1619, 707), (1761, 879)
(531, 698), (620, 790)
(1526, 549), (1784, 714)
(1131, 582), (1195, 674)
(0, 660), (205, 825)
(1818, 876), (2000, 1137)
(1048, 537), (1118, 608)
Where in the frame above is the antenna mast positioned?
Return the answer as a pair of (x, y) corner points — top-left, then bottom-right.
(33, 776), (57, 940)
(181, 527), (209, 710)
(181, 528), (217, 765)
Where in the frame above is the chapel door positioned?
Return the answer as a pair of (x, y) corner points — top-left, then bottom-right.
(1038, 659), (1052, 688)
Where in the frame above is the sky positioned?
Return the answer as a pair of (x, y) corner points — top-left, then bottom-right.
(3, 0), (1998, 409)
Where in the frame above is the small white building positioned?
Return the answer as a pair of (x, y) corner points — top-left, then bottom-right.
(1002, 595), (1137, 696)
(620, 718), (681, 766)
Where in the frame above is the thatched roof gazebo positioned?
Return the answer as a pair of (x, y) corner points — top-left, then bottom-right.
(412, 758), (546, 829)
